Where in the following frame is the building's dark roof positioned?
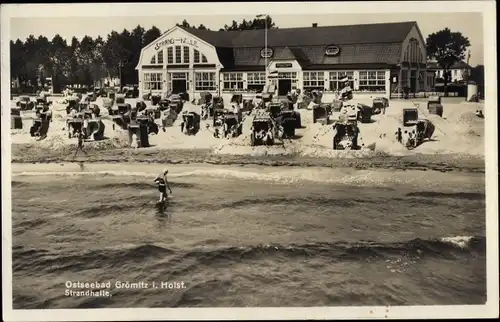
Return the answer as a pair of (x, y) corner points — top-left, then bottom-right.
(273, 47), (298, 61)
(427, 60), (472, 70)
(219, 43), (402, 70)
(178, 21), (415, 70)
(181, 21), (416, 47)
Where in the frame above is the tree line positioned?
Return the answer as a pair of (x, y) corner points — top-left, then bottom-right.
(11, 16), (277, 94)
(11, 26), (163, 93)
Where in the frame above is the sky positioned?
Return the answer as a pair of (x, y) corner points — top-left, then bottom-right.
(10, 12), (484, 66)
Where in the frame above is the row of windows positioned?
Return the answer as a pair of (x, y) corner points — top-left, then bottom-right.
(143, 73), (163, 91)
(222, 72), (244, 90)
(150, 46), (208, 65)
(143, 70), (393, 92)
(302, 71), (383, 91)
(358, 71), (386, 91)
(328, 71), (354, 91)
(194, 72), (216, 91)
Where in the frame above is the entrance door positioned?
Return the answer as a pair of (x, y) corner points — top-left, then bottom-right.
(170, 72), (188, 94)
(410, 78), (417, 94)
(172, 79), (187, 94)
(278, 79), (292, 96)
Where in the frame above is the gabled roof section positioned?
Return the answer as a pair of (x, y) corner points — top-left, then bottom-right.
(288, 47), (311, 67)
(273, 47), (297, 61)
(180, 21), (416, 48)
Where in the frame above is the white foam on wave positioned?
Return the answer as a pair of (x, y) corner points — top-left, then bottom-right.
(12, 168), (408, 186)
(440, 236), (475, 249)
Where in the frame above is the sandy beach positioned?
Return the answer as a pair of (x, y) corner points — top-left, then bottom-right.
(10, 95), (485, 169)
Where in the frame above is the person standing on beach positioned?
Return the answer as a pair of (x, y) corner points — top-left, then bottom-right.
(339, 76), (353, 101)
(73, 130), (87, 158)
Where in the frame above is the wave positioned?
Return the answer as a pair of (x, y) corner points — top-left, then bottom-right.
(406, 191), (485, 200)
(12, 244), (176, 274)
(11, 168), (437, 186)
(180, 236), (486, 264)
(98, 181), (197, 190)
(12, 236), (485, 275)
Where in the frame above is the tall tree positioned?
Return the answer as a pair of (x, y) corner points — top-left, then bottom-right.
(426, 28), (471, 96)
(23, 35), (40, 89)
(143, 26), (162, 47)
(249, 16), (277, 30)
(469, 64), (484, 98)
(102, 30), (124, 79)
(10, 40), (26, 89)
(130, 25), (146, 84)
(35, 36), (51, 87)
(49, 34), (70, 92)
(224, 20), (239, 31)
(68, 37), (80, 85)
(75, 36), (96, 86)
(92, 36), (107, 86)
(119, 28), (137, 85)
(176, 19), (191, 28)
(469, 64), (484, 84)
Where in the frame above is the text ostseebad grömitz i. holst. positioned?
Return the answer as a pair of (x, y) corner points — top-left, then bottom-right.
(65, 280), (186, 297)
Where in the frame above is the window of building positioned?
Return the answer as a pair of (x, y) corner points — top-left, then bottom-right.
(303, 72), (324, 90)
(194, 72), (216, 91)
(157, 50), (164, 64)
(194, 49), (200, 63)
(150, 55), (156, 64)
(222, 73), (243, 90)
(193, 49), (208, 64)
(175, 46), (182, 64)
(404, 38), (422, 63)
(247, 72), (266, 91)
(277, 72), (297, 79)
(247, 72), (266, 84)
(359, 71), (386, 92)
(328, 71), (354, 91)
(167, 47), (174, 64)
(143, 72), (163, 91)
(183, 46), (190, 64)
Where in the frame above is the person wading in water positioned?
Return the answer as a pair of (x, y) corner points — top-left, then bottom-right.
(154, 169), (172, 203)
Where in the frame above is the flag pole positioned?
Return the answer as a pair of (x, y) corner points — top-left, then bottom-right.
(265, 15), (268, 87)
(256, 14), (269, 88)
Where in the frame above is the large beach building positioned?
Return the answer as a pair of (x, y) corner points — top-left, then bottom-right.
(136, 20), (431, 100)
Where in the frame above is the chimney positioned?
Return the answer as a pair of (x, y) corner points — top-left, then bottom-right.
(312, 23), (318, 28)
